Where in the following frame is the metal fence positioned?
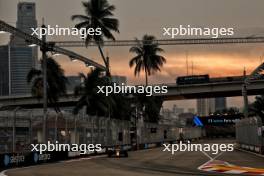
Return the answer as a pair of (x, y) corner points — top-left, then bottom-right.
(236, 116), (264, 154)
(0, 108), (203, 154)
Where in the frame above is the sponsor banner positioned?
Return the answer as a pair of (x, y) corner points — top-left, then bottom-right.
(0, 151), (68, 169)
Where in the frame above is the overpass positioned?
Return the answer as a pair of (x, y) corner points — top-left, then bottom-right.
(0, 77), (264, 108)
(161, 79), (264, 100)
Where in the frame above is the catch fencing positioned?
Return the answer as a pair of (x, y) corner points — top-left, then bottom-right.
(0, 109), (203, 154)
(236, 116), (264, 154)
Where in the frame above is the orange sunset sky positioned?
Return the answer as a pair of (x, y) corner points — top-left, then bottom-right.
(1, 0), (264, 109)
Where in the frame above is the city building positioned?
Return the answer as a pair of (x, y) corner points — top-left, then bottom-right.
(0, 2), (38, 96)
(215, 97), (227, 112)
(10, 46), (35, 95)
(197, 99), (207, 116)
(188, 108), (195, 114)
(178, 113), (195, 127)
(197, 98), (213, 116)
(10, 2), (37, 47)
(197, 97), (227, 116)
(172, 104), (184, 115)
(0, 46), (9, 96)
(159, 107), (178, 125)
(111, 75), (127, 85)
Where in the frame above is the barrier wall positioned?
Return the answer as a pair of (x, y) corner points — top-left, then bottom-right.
(236, 116), (264, 154)
(0, 109), (203, 153)
(0, 109), (203, 170)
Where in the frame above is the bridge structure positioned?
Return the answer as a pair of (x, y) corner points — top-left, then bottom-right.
(1, 20), (264, 112)
(51, 37), (264, 47)
(0, 76), (264, 109)
(0, 20), (105, 70)
(161, 78), (264, 100)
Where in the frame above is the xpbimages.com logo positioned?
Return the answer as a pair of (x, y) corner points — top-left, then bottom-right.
(31, 25), (102, 39)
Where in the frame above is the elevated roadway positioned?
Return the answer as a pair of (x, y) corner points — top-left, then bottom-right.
(0, 78), (264, 108)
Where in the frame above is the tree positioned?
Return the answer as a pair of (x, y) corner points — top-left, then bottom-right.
(27, 57), (68, 112)
(72, 0), (119, 76)
(250, 95), (264, 122)
(129, 35), (166, 85)
(143, 96), (163, 123)
(73, 69), (133, 120)
(213, 107), (240, 115)
(73, 69), (114, 116)
(133, 94), (162, 123)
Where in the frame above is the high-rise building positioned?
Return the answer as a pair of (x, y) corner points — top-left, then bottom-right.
(0, 2), (38, 96)
(10, 46), (35, 95)
(172, 104), (184, 114)
(0, 46), (10, 96)
(197, 98), (214, 116)
(111, 75), (127, 85)
(10, 2), (37, 47)
(215, 97), (227, 112)
(197, 97), (227, 116)
(197, 99), (207, 116)
(188, 108), (195, 114)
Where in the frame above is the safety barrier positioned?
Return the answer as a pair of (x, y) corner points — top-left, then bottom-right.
(236, 116), (264, 154)
(0, 109), (203, 170)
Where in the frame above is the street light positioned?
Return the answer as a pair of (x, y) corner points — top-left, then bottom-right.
(28, 43), (37, 47)
(25, 39), (37, 47)
(40, 23), (48, 144)
(70, 57), (78, 62)
(52, 53), (61, 57)
(85, 62), (95, 69)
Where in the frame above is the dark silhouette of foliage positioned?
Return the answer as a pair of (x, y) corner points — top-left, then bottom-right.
(129, 35), (166, 85)
(27, 57), (68, 112)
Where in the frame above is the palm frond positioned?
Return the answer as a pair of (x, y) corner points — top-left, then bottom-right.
(71, 15), (91, 21)
(27, 68), (42, 83)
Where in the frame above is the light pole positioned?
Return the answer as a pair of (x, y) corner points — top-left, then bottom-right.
(54, 113), (58, 142)
(12, 107), (21, 153)
(242, 69), (249, 118)
(41, 23), (48, 143)
(130, 101), (138, 150)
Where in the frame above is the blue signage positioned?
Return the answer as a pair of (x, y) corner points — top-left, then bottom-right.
(193, 116), (204, 127)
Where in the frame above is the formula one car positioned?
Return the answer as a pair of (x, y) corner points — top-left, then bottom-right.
(107, 146), (128, 158)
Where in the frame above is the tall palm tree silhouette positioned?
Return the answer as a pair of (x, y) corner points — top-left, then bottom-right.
(27, 57), (68, 112)
(129, 35), (166, 85)
(251, 95), (264, 122)
(73, 69), (114, 116)
(72, 0), (119, 76)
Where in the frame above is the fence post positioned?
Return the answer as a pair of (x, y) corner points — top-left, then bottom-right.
(29, 110), (33, 145)
(12, 107), (20, 153)
(54, 113), (58, 142)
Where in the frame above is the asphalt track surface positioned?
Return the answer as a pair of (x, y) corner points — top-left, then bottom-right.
(4, 139), (264, 176)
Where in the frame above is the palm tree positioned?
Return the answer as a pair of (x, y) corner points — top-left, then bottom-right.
(73, 69), (115, 144)
(129, 35), (166, 85)
(73, 68), (114, 116)
(134, 94), (162, 123)
(71, 0), (119, 76)
(27, 57), (68, 112)
(250, 95), (264, 122)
